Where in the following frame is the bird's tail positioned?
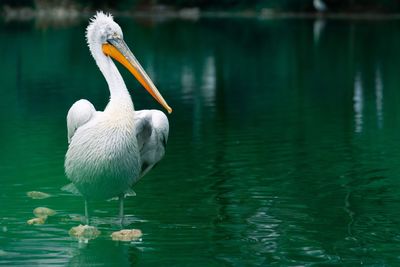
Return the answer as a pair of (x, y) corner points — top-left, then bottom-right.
(61, 183), (82, 196)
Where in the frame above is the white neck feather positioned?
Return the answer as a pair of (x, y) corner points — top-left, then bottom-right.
(91, 44), (134, 112)
(86, 12), (134, 114)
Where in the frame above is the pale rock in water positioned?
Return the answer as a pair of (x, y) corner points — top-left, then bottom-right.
(27, 207), (56, 225)
(27, 217), (46, 225)
(69, 225), (100, 241)
(26, 191), (51, 199)
(33, 207), (56, 218)
(111, 229), (143, 241)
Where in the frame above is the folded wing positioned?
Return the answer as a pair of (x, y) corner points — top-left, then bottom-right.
(134, 110), (169, 178)
(66, 99), (97, 143)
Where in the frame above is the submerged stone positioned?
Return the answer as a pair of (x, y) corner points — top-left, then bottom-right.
(111, 229), (142, 241)
(27, 191), (51, 199)
(33, 207), (56, 218)
(27, 217), (46, 225)
(69, 225), (100, 241)
(60, 214), (82, 222)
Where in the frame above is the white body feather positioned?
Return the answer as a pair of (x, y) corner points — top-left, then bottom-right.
(135, 110), (169, 178)
(66, 99), (96, 143)
(64, 12), (169, 200)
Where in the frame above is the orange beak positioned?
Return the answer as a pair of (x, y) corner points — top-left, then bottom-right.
(102, 38), (172, 114)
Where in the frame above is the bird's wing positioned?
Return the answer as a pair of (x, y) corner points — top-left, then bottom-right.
(66, 99), (97, 143)
(134, 109), (169, 178)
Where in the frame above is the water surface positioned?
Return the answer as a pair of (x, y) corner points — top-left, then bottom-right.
(1, 16), (400, 266)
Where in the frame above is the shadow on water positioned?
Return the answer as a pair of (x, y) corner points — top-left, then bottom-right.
(1, 16), (400, 265)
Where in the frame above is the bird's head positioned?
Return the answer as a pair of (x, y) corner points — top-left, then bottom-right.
(86, 11), (172, 114)
(86, 12), (123, 46)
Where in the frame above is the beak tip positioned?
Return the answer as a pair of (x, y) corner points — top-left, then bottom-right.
(167, 107), (173, 114)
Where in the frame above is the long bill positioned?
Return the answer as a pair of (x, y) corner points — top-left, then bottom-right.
(102, 38), (172, 114)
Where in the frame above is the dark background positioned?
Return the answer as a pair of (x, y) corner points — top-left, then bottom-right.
(3, 0), (400, 13)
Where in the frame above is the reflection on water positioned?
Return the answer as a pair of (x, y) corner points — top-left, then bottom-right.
(200, 56), (216, 105)
(1, 17), (400, 265)
(313, 19), (326, 44)
(375, 66), (383, 128)
(353, 71), (363, 133)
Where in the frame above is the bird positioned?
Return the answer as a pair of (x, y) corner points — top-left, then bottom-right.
(313, 0), (328, 12)
(64, 11), (172, 225)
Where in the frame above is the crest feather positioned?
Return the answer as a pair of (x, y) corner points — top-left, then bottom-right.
(91, 11), (113, 22)
(86, 11), (115, 45)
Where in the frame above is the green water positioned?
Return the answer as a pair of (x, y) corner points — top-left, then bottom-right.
(1, 16), (400, 266)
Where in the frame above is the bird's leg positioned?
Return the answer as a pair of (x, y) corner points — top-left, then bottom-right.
(84, 199), (90, 225)
(119, 195), (124, 226)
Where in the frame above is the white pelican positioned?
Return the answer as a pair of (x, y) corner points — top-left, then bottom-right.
(64, 12), (172, 224)
(313, 0), (328, 12)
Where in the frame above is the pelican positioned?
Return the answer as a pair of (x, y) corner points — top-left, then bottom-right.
(313, 0), (328, 12)
(64, 12), (172, 225)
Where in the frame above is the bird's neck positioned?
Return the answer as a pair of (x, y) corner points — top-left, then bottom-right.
(95, 51), (135, 113)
